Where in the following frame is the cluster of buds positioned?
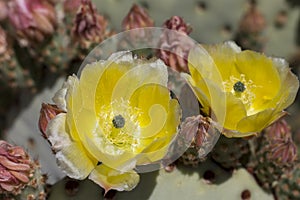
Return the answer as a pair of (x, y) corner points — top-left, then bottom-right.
(7, 0), (57, 46)
(72, 0), (108, 49)
(157, 16), (193, 73)
(235, 2), (266, 51)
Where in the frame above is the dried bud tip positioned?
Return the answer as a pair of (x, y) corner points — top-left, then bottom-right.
(122, 4), (154, 30)
(38, 103), (64, 137)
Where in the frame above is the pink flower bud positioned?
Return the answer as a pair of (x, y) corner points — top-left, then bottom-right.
(122, 4), (154, 30)
(72, 0), (108, 49)
(8, 0), (57, 45)
(157, 16), (192, 73)
(0, 141), (32, 194)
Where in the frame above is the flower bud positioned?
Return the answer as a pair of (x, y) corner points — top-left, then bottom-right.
(72, 0), (108, 49)
(0, 140), (31, 194)
(38, 103), (64, 138)
(163, 16), (192, 34)
(8, 0), (57, 45)
(235, 4), (266, 51)
(265, 119), (291, 141)
(122, 4), (154, 41)
(265, 119), (297, 165)
(269, 137), (297, 165)
(179, 115), (220, 158)
(122, 4), (154, 31)
(157, 16), (193, 73)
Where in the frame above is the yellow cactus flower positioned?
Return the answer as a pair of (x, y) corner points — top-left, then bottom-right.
(184, 41), (299, 137)
(46, 51), (181, 193)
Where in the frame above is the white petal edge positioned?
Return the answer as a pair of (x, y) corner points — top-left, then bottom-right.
(46, 113), (96, 179)
(52, 75), (78, 111)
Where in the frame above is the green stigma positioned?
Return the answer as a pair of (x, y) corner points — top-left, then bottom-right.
(112, 114), (125, 128)
(233, 81), (246, 92)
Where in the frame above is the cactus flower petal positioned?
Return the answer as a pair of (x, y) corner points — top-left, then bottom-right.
(46, 113), (97, 179)
(89, 164), (139, 194)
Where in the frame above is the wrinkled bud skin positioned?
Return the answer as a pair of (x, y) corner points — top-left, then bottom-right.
(39, 103), (64, 138)
(122, 4), (154, 30)
(8, 0), (57, 45)
(72, 0), (108, 49)
(0, 141), (32, 195)
(157, 16), (193, 73)
(269, 137), (297, 164)
(264, 119), (298, 165)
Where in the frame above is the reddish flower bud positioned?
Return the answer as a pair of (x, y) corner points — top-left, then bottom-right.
(38, 103), (64, 137)
(0, 141), (31, 194)
(163, 16), (192, 34)
(157, 16), (193, 73)
(122, 4), (154, 31)
(265, 119), (297, 165)
(179, 115), (220, 158)
(8, 0), (57, 45)
(269, 137), (297, 164)
(265, 119), (291, 142)
(72, 0), (108, 49)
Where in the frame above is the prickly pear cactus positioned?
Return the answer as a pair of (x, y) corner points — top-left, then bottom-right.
(211, 135), (250, 169)
(275, 162), (300, 200)
(46, 160), (273, 200)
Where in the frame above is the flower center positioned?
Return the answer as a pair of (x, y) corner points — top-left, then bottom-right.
(98, 99), (142, 151)
(233, 81), (245, 92)
(223, 74), (257, 112)
(112, 114), (125, 128)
